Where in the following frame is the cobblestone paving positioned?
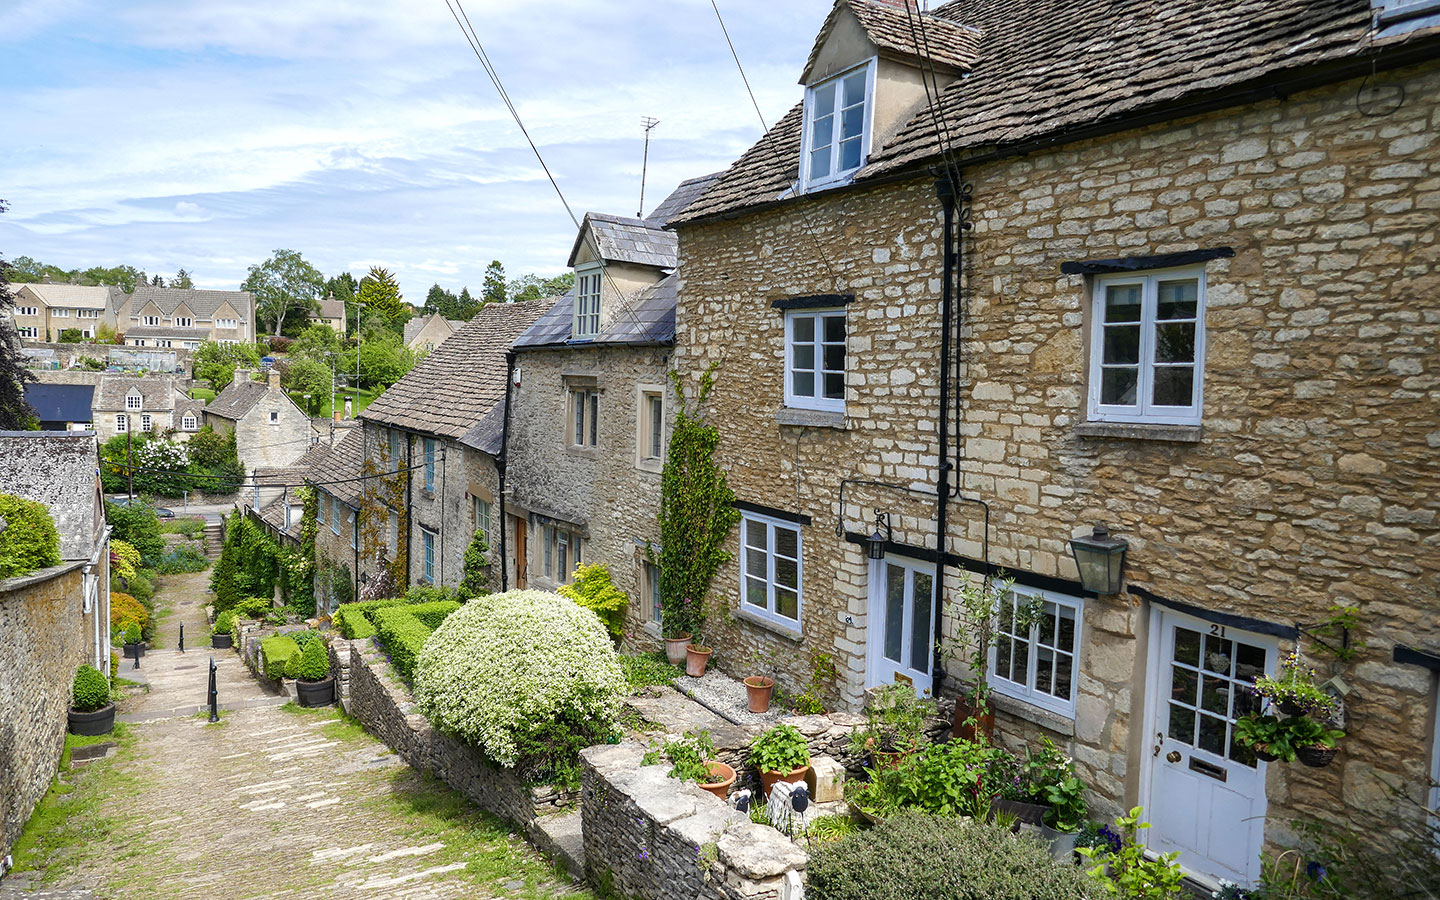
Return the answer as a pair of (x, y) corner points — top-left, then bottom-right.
(4, 574), (589, 900)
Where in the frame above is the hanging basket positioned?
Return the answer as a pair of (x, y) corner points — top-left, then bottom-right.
(1252, 745), (1280, 763)
(1295, 744), (1338, 768)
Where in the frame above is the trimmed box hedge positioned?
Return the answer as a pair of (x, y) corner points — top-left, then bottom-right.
(371, 601), (460, 681)
(333, 598), (408, 640)
(260, 634), (301, 680)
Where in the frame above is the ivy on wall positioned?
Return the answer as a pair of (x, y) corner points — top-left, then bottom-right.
(651, 364), (738, 639)
(360, 433), (409, 588)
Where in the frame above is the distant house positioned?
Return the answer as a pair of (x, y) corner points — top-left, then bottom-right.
(204, 369), (313, 474)
(9, 282), (113, 342)
(22, 383), (95, 431)
(92, 374), (183, 442)
(113, 285), (254, 348)
(316, 297), (347, 335)
(402, 313), (465, 354)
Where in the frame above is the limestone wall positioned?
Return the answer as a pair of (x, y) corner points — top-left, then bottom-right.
(0, 564), (89, 861)
(581, 743), (806, 900)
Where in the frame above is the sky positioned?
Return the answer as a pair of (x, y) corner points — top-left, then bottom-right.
(0, 0), (835, 299)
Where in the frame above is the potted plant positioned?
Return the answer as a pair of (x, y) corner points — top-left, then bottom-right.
(1234, 713), (1297, 762)
(743, 651), (775, 713)
(848, 682), (936, 770)
(1251, 652), (1340, 719)
(645, 730), (735, 801)
(664, 631), (692, 666)
(686, 635), (713, 678)
(750, 723), (811, 796)
(211, 610), (235, 649)
(1288, 716), (1345, 768)
(121, 622), (145, 662)
(945, 574), (1017, 741)
(664, 594), (704, 666)
(68, 664), (115, 736)
(291, 637), (334, 707)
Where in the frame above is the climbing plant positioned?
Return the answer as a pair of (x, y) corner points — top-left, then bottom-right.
(210, 511), (279, 612)
(360, 434), (408, 588)
(650, 364), (738, 639)
(458, 529), (491, 600)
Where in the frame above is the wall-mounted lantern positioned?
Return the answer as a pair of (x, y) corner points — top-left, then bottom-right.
(867, 510), (892, 561)
(1069, 524), (1128, 595)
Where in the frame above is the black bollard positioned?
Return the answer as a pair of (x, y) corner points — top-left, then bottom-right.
(179, 623), (185, 653)
(208, 657), (219, 723)
(131, 641), (141, 671)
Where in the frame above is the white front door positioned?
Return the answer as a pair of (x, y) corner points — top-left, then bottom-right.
(1144, 610), (1274, 886)
(866, 555), (936, 696)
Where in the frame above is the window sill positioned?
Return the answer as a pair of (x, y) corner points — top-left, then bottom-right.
(733, 605), (803, 642)
(566, 446), (600, 460)
(641, 620), (662, 640)
(988, 691), (1076, 737)
(635, 459), (663, 475)
(775, 408), (846, 429)
(1074, 422), (1202, 443)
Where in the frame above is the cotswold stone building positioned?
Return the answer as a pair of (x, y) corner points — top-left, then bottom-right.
(113, 284), (254, 348)
(503, 175), (718, 632)
(669, 0), (1440, 887)
(204, 369), (313, 472)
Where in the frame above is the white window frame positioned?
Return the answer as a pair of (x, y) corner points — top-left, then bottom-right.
(331, 496), (341, 535)
(388, 429), (402, 472)
(216, 318), (237, 329)
(637, 387), (664, 467)
(17, 326), (37, 339)
(143, 315), (160, 326)
(573, 266), (602, 339)
(140, 413), (152, 432)
(388, 510), (399, 553)
(801, 59), (876, 191)
(988, 585), (1085, 718)
(317, 494), (326, 526)
(422, 528), (436, 583)
(423, 438), (436, 491)
(784, 308), (847, 412)
(51, 307), (70, 318)
(116, 413), (128, 433)
(182, 414), (196, 430)
(568, 388), (598, 448)
(644, 560), (662, 624)
(541, 523), (583, 584)
(174, 315), (192, 327)
(125, 390), (143, 411)
(472, 495), (492, 545)
(18, 306), (38, 317)
(78, 309), (100, 319)
(738, 511), (803, 628)
(1087, 266), (1207, 426)
(349, 507), (358, 550)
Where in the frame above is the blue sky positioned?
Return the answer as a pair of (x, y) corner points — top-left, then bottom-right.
(0, 1), (834, 299)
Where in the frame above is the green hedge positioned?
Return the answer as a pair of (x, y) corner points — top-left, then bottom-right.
(260, 635), (301, 680)
(406, 600), (461, 630)
(0, 494), (62, 579)
(372, 606), (434, 682)
(333, 598), (407, 639)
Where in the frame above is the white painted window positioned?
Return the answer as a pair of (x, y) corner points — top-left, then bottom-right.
(569, 388), (598, 448)
(331, 496), (341, 535)
(639, 390), (664, 463)
(78, 309), (100, 319)
(125, 390), (143, 411)
(140, 414), (152, 432)
(785, 309), (846, 411)
(989, 586), (1084, 717)
(17, 306), (38, 317)
(81, 328), (94, 339)
(17, 326), (38, 339)
(802, 60), (874, 190)
(472, 495), (492, 546)
(216, 318), (237, 329)
(157, 340), (172, 348)
(182, 415), (196, 430)
(423, 438), (436, 490)
(422, 528), (436, 583)
(644, 561), (661, 624)
(116, 414), (128, 433)
(174, 316), (192, 327)
(388, 429), (402, 472)
(388, 510), (398, 553)
(143, 315), (160, 326)
(51, 307), (70, 318)
(1088, 267), (1206, 426)
(542, 524), (582, 583)
(349, 507), (358, 550)
(739, 512), (802, 627)
(573, 268), (601, 339)
(269, 411), (278, 423)
(317, 495), (325, 525)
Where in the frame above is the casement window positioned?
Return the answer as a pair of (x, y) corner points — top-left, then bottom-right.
(739, 512), (802, 627)
(182, 415), (196, 430)
(388, 429), (402, 471)
(174, 316), (192, 327)
(142, 315), (160, 326)
(1088, 267), (1206, 426)
(140, 414), (153, 432)
(17, 326), (37, 339)
(422, 529), (436, 583)
(78, 309), (99, 319)
(216, 318), (236, 329)
(126, 390), (143, 411)
(569, 388), (599, 448)
(802, 61), (874, 190)
(317, 495), (326, 525)
(644, 561), (662, 624)
(157, 340), (172, 348)
(989, 587), (1084, 717)
(785, 309), (846, 411)
(51, 307), (70, 318)
(17, 306), (38, 317)
(423, 438), (436, 490)
(269, 411), (278, 423)
(349, 508), (358, 551)
(542, 524), (582, 583)
(116, 414), (128, 433)
(331, 496), (341, 535)
(81, 329), (94, 339)
(639, 390), (664, 463)
(472, 495), (492, 546)
(388, 510), (399, 553)
(573, 268), (602, 339)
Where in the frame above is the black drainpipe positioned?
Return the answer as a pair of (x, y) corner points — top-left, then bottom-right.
(932, 174), (960, 698)
(404, 432), (413, 588)
(497, 349), (516, 592)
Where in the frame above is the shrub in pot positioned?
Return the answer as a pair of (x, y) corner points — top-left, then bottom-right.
(211, 610), (235, 649)
(1288, 716), (1345, 768)
(644, 729), (734, 801)
(68, 664), (115, 736)
(290, 637), (334, 707)
(750, 723), (811, 796)
(848, 683), (935, 769)
(685, 637), (712, 677)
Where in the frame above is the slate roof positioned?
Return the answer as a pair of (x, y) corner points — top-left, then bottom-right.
(173, 393), (205, 424)
(309, 427), (365, 508)
(205, 379), (269, 421)
(675, 0), (1436, 224)
(0, 431), (104, 562)
(458, 401), (507, 456)
(126, 285), (253, 319)
(122, 326), (214, 341)
(24, 383), (94, 425)
(801, 0), (981, 82)
(361, 300), (550, 441)
(643, 172), (726, 227)
(16, 283), (113, 310)
(94, 375), (177, 413)
(514, 274), (677, 349)
(567, 213), (677, 270)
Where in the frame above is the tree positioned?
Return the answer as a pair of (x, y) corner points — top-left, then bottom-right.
(357, 338), (415, 389)
(283, 356), (333, 413)
(326, 272), (357, 307)
(172, 269), (194, 289)
(456, 287), (481, 319)
(193, 339), (260, 391)
(0, 201), (37, 430)
(242, 249), (325, 336)
(357, 266), (404, 324)
(150, 274), (165, 287)
(58, 328), (83, 344)
(291, 322), (340, 362)
(424, 283), (458, 317)
(508, 272), (575, 303)
(482, 260), (507, 305)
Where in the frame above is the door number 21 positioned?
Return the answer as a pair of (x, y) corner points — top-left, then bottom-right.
(1208, 624), (1226, 638)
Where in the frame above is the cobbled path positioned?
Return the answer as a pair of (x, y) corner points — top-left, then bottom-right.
(1, 573), (587, 900)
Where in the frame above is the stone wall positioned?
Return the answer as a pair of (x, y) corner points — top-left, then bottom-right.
(228, 381), (313, 472)
(581, 743), (806, 900)
(674, 61), (1440, 860)
(0, 564), (89, 861)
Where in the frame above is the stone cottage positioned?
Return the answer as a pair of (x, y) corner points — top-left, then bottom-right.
(204, 369), (314, 473)
(92, 373), (193, 442)
(503, 174), (719, 633)
(667, 0), (1440, 887)
(402, 313), (465, 355)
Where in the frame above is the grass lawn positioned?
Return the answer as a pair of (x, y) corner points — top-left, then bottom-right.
(188, 388), (215, 401)
(290, 387), (381, 419)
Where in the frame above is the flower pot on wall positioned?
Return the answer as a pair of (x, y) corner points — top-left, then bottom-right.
(68, 703), (116, 737)
(1276, 699), (1307, 717)
(1296, 745), (1338, 768)
(665, 635), (691, 666)
(952, 696), (995, 742)
(699, 761), (736, 801)
(744, 676), (774, 713)
(760, 765), (810, 797)
(686, 644), (712, 677)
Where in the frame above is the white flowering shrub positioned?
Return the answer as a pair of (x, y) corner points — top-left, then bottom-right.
(414, 589), (626, 785)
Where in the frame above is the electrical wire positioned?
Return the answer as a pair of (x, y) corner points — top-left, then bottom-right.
(100, 458), (427, 492)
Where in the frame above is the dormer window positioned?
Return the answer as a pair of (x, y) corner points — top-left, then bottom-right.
(573, 267), (602, 339)
(802, 61), (874, 190)
(174, 316), (193, 327)
(125, 389), (143, 411)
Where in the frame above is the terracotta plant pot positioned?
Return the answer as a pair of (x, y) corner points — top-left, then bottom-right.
(211, 633), (233, 649)
(1296, 744), (1338, 768)
(952, 697), (995, 742)
(744, 676), (775, 713)
(686, 644), (712, 677)
(664, 635), (691, 666)
(699, 761), (736, 801)
(869, 747), (910, 771)
(68, 703), (116, 737)
(760, 765), (810, 797)
(296, 677), (335, 708)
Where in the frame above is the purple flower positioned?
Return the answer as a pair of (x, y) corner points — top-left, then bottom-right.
(638, 846), (650, 862)
(1098, 824), (1123, 853)
(1307, 861), (1326, 882)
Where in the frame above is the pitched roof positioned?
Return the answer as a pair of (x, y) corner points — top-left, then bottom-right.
(310, 427), (365, 508)
(402, 314), (465, 346)
(675, 0), (1432, 224)
(514, 274), (677, 350)
(23, 383), (94, 424)
(205, 379), (269, 420)
(174, 394), (205, 422)
(643, 172), (726, 227)
(126, 285), (253, 319)
(94, 374), (177, 413)
(16, 283), (113, 310)
(0, 431), (103, 562)
(567, 213), (678, 270)
(361, 300), (550, 440)
(458, 400), (506, 456)
(801, 0), (980, 83)
(122, 326), (213, 341)
(318, 298), (347, 320)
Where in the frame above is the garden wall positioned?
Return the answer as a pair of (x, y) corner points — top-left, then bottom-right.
(581, 743), (807, 900)
(0, 563), (89, 862)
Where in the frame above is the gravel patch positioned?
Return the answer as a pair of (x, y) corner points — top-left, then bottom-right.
(674, 671), (787, 727)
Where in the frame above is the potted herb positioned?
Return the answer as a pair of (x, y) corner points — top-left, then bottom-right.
(1252, 652), (1340, 719)
(686, 635), (713, 678)
(848, 683), (936, 770)
(945, 574), (1018, 741)
(68, 664), (115, 736)
(290, 637), (334, 707)
(211, 610), (235, 650)
(1234, 713), (1297, 762)
(645, 730), (735, 801)
(1289, 716), (1345, 768)
(743, 651), (775, 714)
(750, 723), (811, 796)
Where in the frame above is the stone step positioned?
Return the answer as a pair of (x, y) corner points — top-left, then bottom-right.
(530, 809), (585, 880)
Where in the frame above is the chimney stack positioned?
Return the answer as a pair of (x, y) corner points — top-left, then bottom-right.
(267, 369), (281, 390)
